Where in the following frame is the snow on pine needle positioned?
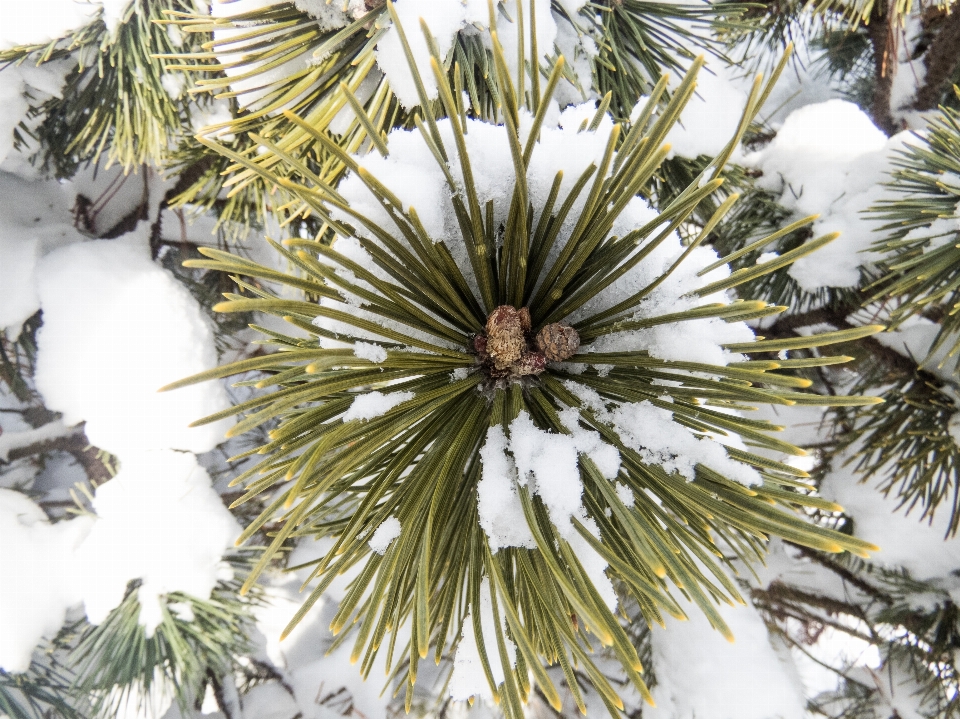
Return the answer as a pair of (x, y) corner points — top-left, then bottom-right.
(161, 0), (737, 235)
(166, 9), (883, 716)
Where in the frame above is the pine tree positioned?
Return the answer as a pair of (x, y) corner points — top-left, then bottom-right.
(1, 2), (960, 719)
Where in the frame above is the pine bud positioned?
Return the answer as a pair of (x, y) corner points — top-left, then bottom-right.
(517, 306), (532, 333)
(485, 305), (526, 369)
(513, 351), (547, 376)
(536, 323), (580, 362)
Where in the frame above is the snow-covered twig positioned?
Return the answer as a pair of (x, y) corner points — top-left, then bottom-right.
(0, 420), (79, 463)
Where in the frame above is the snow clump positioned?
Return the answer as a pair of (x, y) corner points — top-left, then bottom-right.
(745, 100), (917, 291)
(353, 340), (388, 363)
(32, 234), (234, 457)
(820, 449), (960, 580)
(647, 594), (806, 719)
(0, 1), (99, 48)
(343, 390), (415, 422)
(0, 490), (92, 672)
(665, 57), (751, 160)
(75, 450), (241, 636)
(368, 516), (402, 554)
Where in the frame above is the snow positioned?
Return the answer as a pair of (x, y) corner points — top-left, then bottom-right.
(870, 313), (960, 381)
(0, 235), (40, 337)
(754, 40), (842, 127)
(75, 449), (241, 636)
(508, 411), (587, 531)
(949, 412), (960, 447)
(353, 340), (388, 363)
(293, 0), (362, 24)
(558, 407), (621, 480)
(744, 100), (919, 290)
(666, 58), (751, 160)
(0, 138), (171, 337)
(0, 489), (92, 672)
(375, 0), (472, 110)
(0, 154), (89, 337)
(367, 515), (401, 554)
(569, 383), (762, 486)
(32, 233), (234, 457)
(476, 413), (618, 608)
(190, 100), (236, 142)
(448, 579), (517, 702)
(487, 0), (557, 96)
(236, 682), (300, 719)
(647, 594), (806, 719)
(476, 425), (537, 552)
(0, 419), (76, 462)
(819, 450), (960, 581)
(98, 0), (132, 32)
(342, 390), (414, 422)
(0, 1), (101, 48)
(251, 561), (396, 719)
(552, 11), (595, 107)
(845, 658), (939, 719)
(0, 67), (30, 166)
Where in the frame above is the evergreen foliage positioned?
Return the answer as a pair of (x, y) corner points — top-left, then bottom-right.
(870, 96), (960, 364)
(0, 660), (84, 719)
(69, 555), (259, 719)
(161, 10), (888, 713)
(3, 1), (960, 718)
(0, 0), (206, 175)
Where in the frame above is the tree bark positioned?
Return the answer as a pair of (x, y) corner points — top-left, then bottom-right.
(868, 0), (899, 135)
(913, 4), (960, 111)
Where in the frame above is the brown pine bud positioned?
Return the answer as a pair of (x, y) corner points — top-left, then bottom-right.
(513, 351), (547, 377)
(536, 323), (580, 362)
(473, 335), (488, 357)
(485, 306), (526, 369)
(517, 306), (532, 333)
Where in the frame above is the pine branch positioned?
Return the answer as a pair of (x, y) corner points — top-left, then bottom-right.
(790, 545), (892, 602)
(753, 583), (878, 643)
(913, 4), (960, 110)
(1, 428), (113, 485)
(867, 0), (899, 134)
(761, 306), (918, 380)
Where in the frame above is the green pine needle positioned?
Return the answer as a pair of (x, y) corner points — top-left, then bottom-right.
(166, 7), (882, 713)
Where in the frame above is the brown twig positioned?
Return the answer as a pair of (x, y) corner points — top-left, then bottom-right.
(913, 4), (960, 110)
(762, 306), (919, 378)
(791, 544), (893, 602)
(867, 0), (900, 135)
(3, 429), (113, 485)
